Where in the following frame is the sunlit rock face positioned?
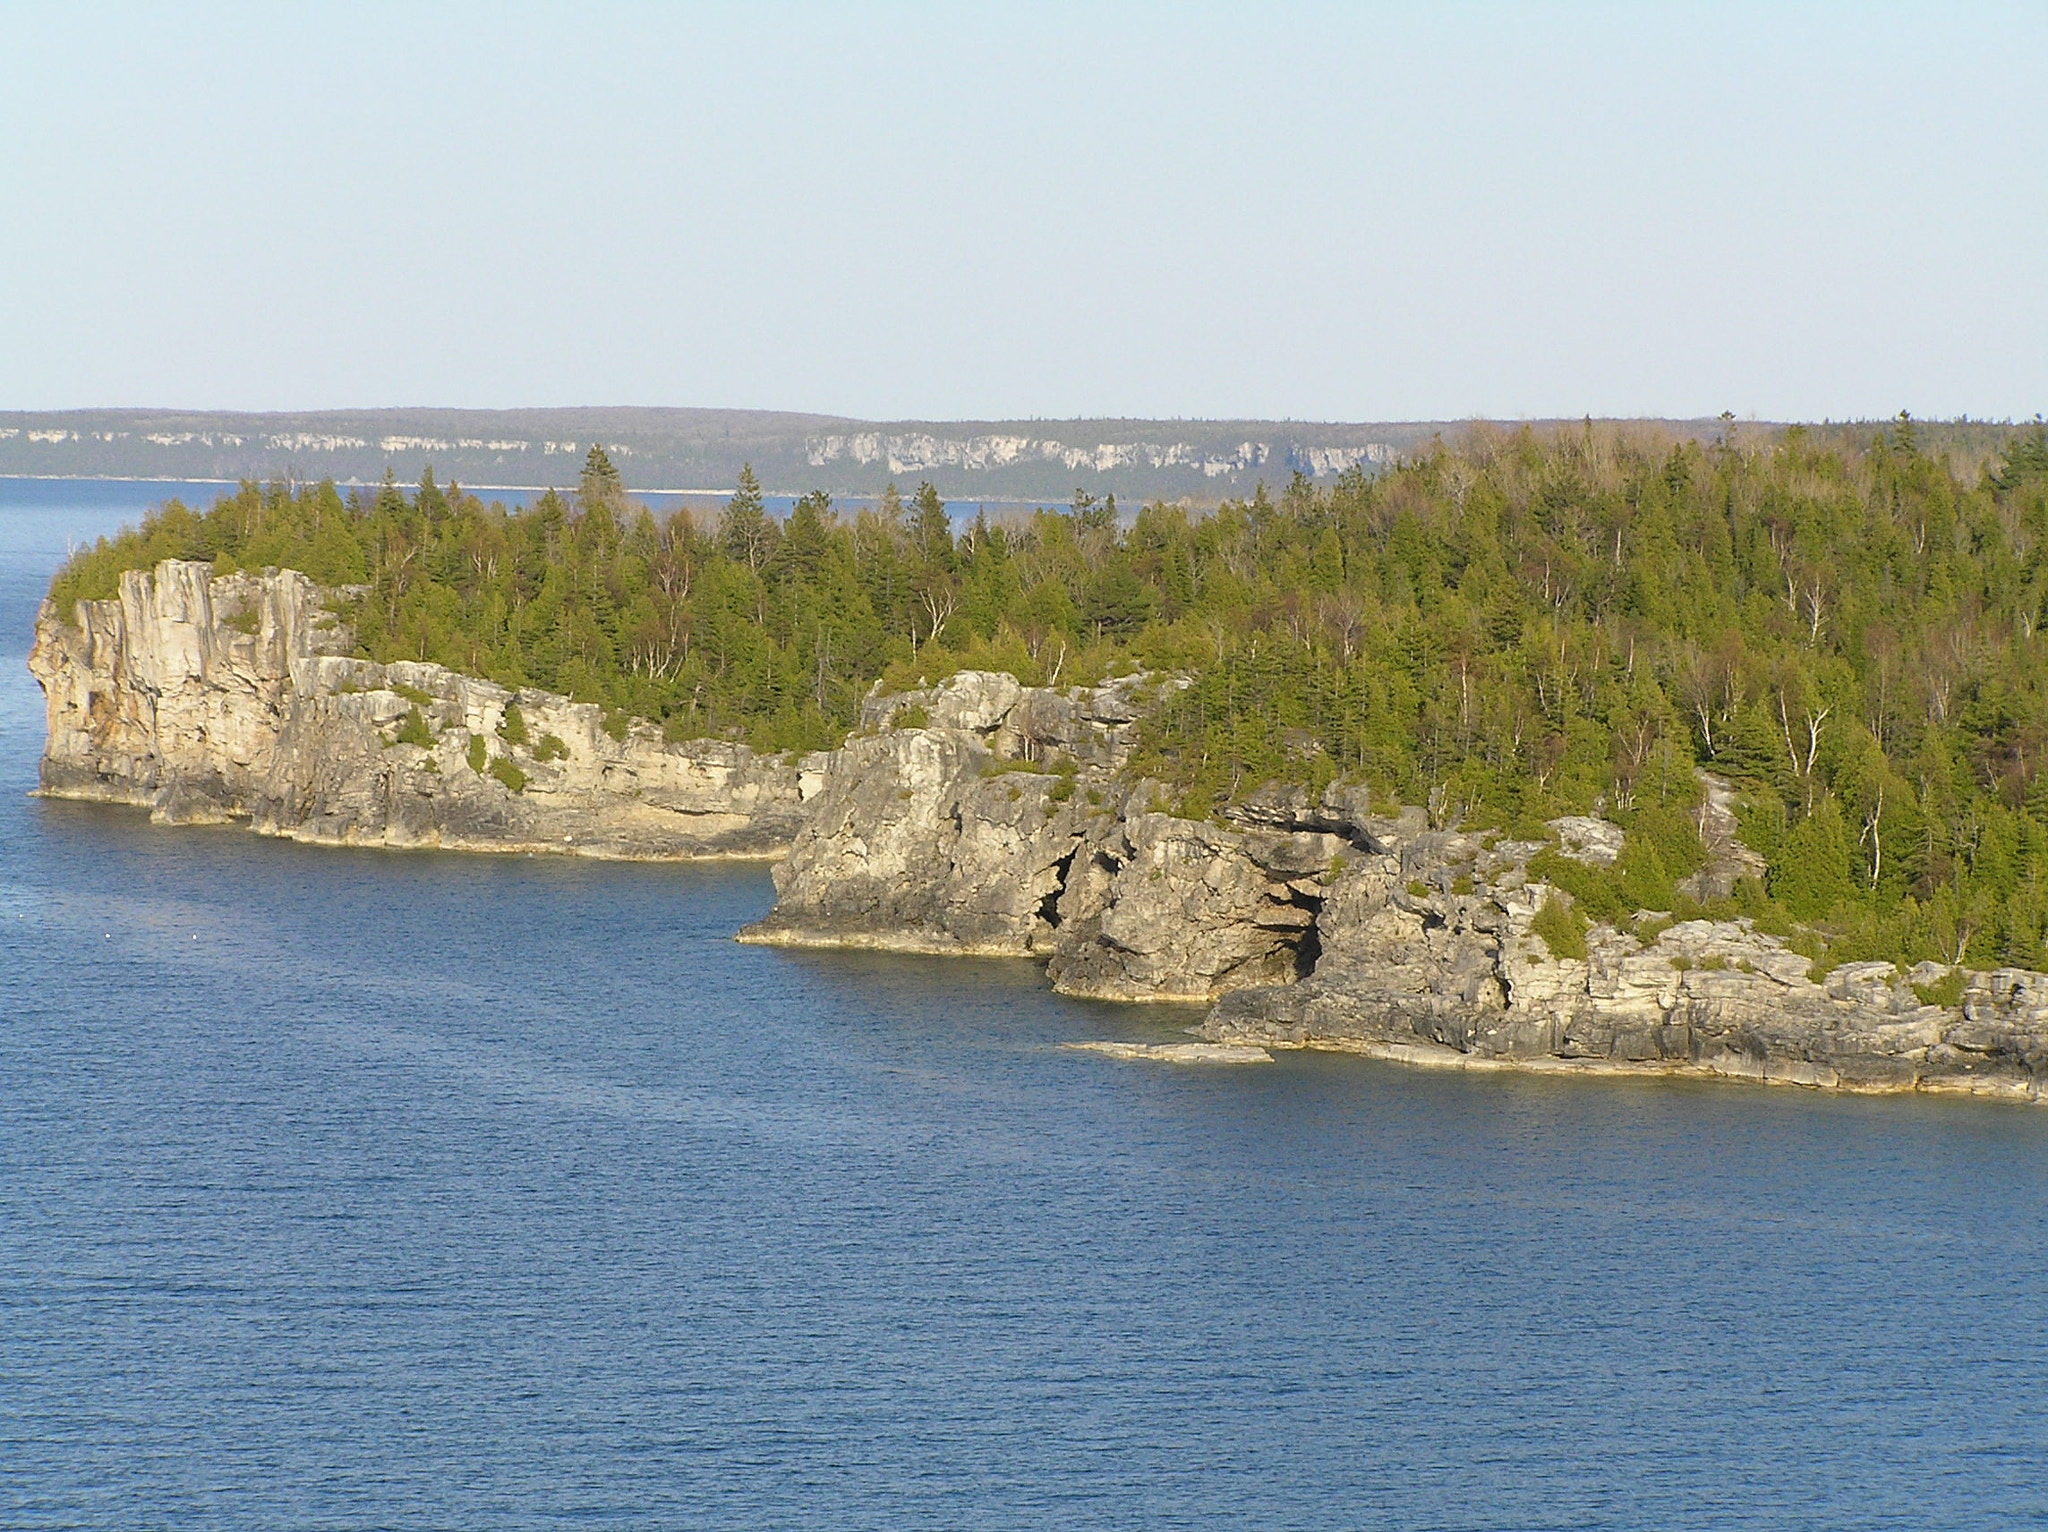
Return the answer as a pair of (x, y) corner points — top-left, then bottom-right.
(33, 564), (2048, 1103)
(31, 560), (816, 858)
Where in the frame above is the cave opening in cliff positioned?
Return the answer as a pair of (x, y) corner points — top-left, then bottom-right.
(1038, 848), (1077, 930)
(1289, 889), (1324, 981)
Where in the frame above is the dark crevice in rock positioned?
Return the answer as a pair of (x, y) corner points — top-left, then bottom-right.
(1293, 911), (1323, 980)
(1040, 847), (1077, 929)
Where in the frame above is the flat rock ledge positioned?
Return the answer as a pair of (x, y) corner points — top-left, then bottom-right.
(1063, 1041), (1273, 1065)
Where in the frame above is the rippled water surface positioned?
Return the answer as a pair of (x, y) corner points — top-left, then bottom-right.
(4, 479), (2048, 1529)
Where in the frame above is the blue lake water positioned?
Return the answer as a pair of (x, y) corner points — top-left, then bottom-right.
(4, 478), (2048, 1529)
(0, 475), (1051, 528)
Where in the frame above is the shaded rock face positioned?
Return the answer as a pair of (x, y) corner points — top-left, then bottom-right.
(30, 560), (817, 858)
(1046, 812), (1344, 1001)
(740, 714), (1091, 955)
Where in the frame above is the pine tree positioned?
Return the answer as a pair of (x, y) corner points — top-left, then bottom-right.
(720, 465), (775, 571)
(909, 482), (954, 571)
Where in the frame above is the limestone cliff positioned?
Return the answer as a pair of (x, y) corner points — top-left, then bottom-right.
(1198, 805), (2048, 1102)
(32, 572), (2048, 1102)
(745, 672), (2048, 1102)
(739, 670), (1348, 1001)
(30, 560), (818, 857)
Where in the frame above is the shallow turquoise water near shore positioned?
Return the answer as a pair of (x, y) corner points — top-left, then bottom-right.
(4, 481), (2048, 1529)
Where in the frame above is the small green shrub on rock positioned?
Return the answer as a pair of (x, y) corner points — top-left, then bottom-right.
(467, 735), (488, 775)
(533, 734), (569, 762)
(1531, 896), (1590, 961)
(390, 707), (432, 749)
(979, 756), (1043, 777)
(488, 756), (527, 793)
(1912, 968), (1967, 1009)
(500, 702), (530, 746)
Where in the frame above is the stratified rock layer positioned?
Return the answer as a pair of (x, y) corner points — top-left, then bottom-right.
(30, 560), (817, 857)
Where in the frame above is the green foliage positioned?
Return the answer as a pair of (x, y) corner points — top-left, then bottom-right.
(1912, 968), (1967, 1008)
(1530, 810), (1708, 926)
(1768, 796), (1857, 920)
(392, 682), (434, 706)
(1531, 895), (1590, 960)
(390, 707), (433, 749)
(533, 734), (569, 762)
(488, 757), (527, 793)
(45, 419), (2048, 973)
(467, 735), (488, 775)
(499, 702), (529, 746)
(894, 704), (931, 730)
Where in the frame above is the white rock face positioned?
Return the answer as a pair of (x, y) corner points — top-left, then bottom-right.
(742, 672), (1120, 958)
(30, 560), (819, 858)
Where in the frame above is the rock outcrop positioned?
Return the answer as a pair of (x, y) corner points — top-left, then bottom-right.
(32, 568), (2048, 1104)
(30, 560), (819, 857)
(740, 670), (1345, 1001)
(746, 672), (2048, 1102)
(1199, 807), (2048, 1102)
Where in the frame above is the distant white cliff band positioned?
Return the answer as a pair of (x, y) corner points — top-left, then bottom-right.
(803, 431), (1392, 480)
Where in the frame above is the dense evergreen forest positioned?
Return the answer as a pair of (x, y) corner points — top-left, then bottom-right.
(47, 419), (2048, 971)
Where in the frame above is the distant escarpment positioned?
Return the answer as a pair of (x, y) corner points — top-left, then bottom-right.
(30, 559), (818, 857)
(31, 563), (2048, 1103)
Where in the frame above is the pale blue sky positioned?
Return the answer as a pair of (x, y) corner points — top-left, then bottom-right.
(3, 2), (2042, 422)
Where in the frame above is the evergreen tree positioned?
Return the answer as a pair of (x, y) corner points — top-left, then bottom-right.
(720, 464), (775, 571)
(54, 418), (2048, 968)
(909, 482), (954, 570)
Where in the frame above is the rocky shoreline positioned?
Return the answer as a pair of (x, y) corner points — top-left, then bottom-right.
(31, 559), (2048, 1104)
(30, 560), (817, 858)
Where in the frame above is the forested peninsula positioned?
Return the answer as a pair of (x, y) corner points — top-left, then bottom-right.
(48, 419), (2048, 979)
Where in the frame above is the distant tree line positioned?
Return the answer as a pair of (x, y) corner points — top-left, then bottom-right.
(48, 419), (2048, 970)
